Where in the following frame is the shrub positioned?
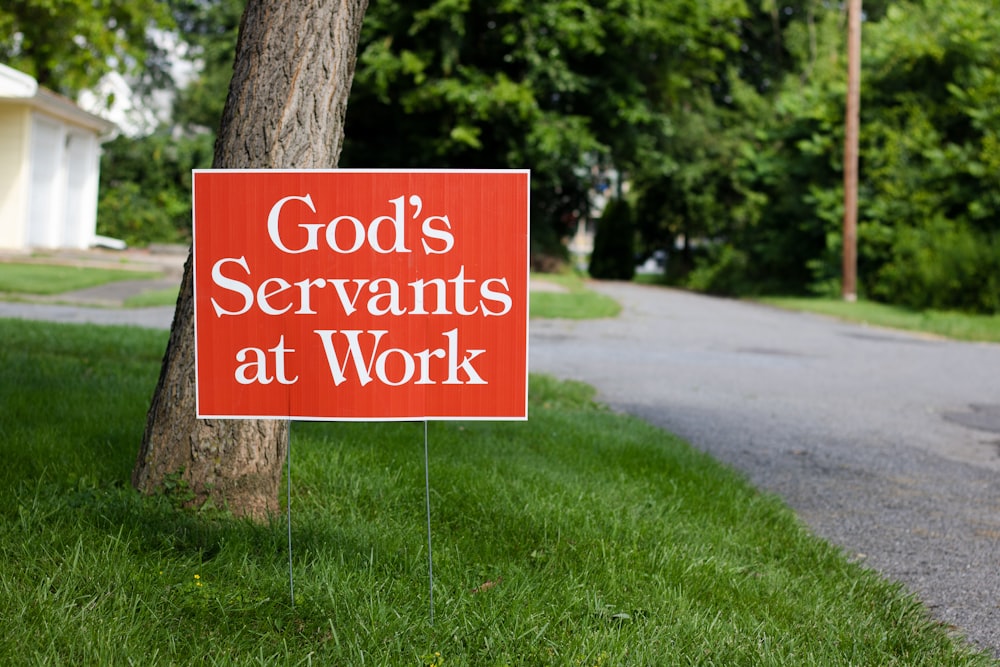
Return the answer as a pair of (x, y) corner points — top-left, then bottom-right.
(686, 243), (752, 295)
(97, 130), (213, 247)
(97, 182), (188, 248)
(874, 218), (1000, 314)
(589, 197), (635, 280)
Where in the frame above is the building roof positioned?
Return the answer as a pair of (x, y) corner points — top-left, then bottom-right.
(0, 63), (116, 135)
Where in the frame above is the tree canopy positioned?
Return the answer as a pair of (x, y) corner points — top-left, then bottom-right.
(340, 0), (749, 255)
(0, 0), (173, 96)
(82, 0), (1000, 314)
(654, 0), (1000, 312)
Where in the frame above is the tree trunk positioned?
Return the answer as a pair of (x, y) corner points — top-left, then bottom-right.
(132, 0), (369, 520)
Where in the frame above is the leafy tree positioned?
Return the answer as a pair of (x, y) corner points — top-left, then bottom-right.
(97, 130), (214, 246)
(169, 0), (246, 132)
(133, 0), (369, 519)
(646, 0), (999, 313)
(95, 0), (246, 248)
(341, 0), (749, 257)
(630, 1), (843, 291)
(0, 0), (173, 96)
(589, 196), (636, 280)
(92, 0), (998, 313)
(856, 0), (1000, 312)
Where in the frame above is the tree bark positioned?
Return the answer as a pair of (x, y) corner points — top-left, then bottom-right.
(132, 0), (369, 520)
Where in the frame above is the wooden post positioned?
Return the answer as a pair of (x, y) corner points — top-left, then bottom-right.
(842, 0), (862, 302)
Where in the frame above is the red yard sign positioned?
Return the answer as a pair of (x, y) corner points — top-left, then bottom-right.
(192, 169), (529, 421)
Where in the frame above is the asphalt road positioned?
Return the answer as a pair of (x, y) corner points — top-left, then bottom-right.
(530, 281), (1000, 657)
(2, 278), (999, 655)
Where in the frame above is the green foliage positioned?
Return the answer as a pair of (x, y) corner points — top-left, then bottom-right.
(0, 0), (173, 96)
(159, 468), (197, 511)
(88, 1), (243, 248)
(85, 0), (999, 313)
(852, 0), (1000, 313)
(0, 318), (994, 665)
(588, 197), (635, 280)
(687, 243), (752, 295)
(97, 130), (214, 247)
(169, 0), (245, 132)
(874, 219), (1000, 313)
(342, 0), (748, 256)
(630, 2), (842, 295)
(631, 0), (1000, 314)
(97, 181), (185, 247)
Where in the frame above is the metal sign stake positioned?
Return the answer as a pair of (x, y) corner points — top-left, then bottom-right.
(423, 420), (435, 624)
(287, 429), (295, 607)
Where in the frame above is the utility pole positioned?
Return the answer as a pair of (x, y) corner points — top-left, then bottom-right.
(842, 0), (862, 301)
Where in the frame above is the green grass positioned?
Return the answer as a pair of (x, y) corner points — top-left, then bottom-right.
(632, 273), (665, 286)
(0, 262), (160, 295)
(124, 286), (181, 308)
(0, 318), (994, 665)
(530, 272), (621, 319)
(759, 296), (1000, 344)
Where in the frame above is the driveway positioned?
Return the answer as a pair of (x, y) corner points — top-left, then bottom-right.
(530, 281), (1000, 656)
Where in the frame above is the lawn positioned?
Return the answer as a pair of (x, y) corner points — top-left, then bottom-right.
(0, 261), (160, 295)
(758, 296), (1000, 344)
(0, 317), (993, 665)
(530, 272), (621, 319)
(123, 286), (181, 308)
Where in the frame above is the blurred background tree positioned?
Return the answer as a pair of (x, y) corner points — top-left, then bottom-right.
(589, 196), (635, 281)
(340, 0), (748, 259)
(0, 0), (173, 96)
(21, 0), (996, 314)
(96, 0), (242, 247)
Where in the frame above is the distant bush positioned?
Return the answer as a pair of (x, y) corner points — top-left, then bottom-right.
(627, 2), (1000, 315)
(97, 181), (188, 247)
(686, 244), (752, 296)
(589, 197), (635, 280)
(97, 131), (214, 247)
(874, 219), (1000, 314)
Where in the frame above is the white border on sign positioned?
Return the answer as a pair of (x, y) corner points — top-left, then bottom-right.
(192, 168), (531, 422)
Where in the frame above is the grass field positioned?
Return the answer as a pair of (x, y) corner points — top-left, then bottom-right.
(0, 317), (993, 665)
(123, 286), (181, 308)
(530, 273), (621, 319)
(0, 262), (160, 295)
(758, 297), (1000, 344)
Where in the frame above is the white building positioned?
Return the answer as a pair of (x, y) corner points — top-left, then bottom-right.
(0, 63), (116, 251)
